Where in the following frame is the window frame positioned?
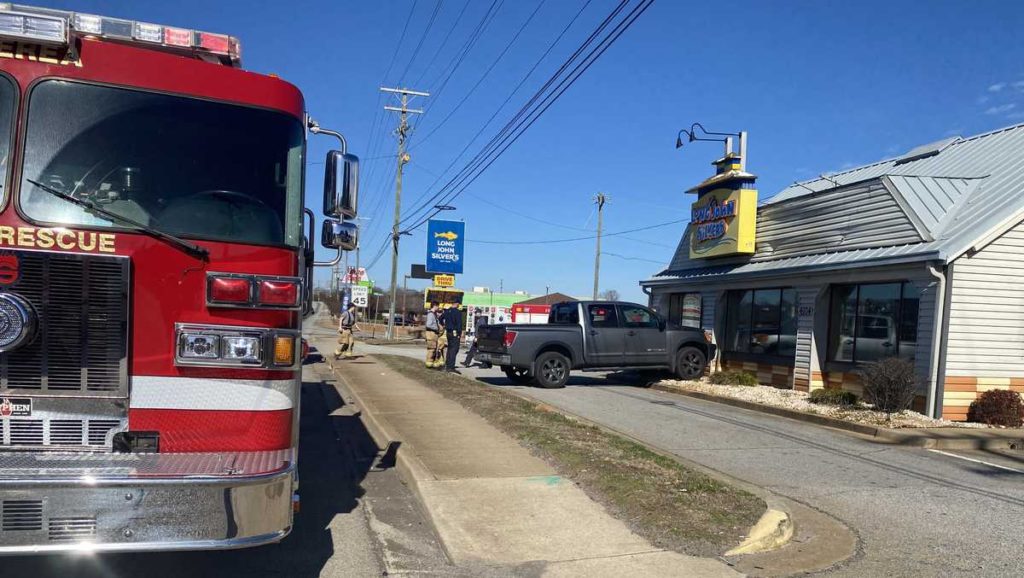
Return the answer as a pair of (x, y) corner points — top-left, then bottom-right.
(0, 72), (19, 213)
(587, 303), (620, 329)
(620, 304), (659, 329)
(827, 281), (919, 363)
(722, 287), (797, 359)
(14, 77), (306, 250)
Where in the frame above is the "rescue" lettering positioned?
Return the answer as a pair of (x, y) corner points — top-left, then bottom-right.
(0, 226), (115, 253)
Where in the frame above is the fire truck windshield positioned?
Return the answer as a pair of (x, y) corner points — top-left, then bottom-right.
(19, 80), (304, 248)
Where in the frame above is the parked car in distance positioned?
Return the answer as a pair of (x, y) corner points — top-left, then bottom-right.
(474, 301), (715, 388)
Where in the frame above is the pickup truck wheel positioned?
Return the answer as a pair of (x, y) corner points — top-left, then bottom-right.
(675, 347), (707, 380)
(535, 352), (570, 389)
(503, 366), (533, 385)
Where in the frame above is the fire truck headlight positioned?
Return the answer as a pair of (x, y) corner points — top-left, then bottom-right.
(221, 336), (262, 364)
(179, 334), (221, 359)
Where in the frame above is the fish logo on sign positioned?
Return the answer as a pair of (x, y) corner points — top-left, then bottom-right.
(0, 253), (18, 285)
(434, 231), (458, 241)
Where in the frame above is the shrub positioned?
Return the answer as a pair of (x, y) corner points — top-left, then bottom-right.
(858, 357), (918, 415)
(967, 390), (1024, 427)
(708, 370), (759, 387)
(808, 388), (859, 407)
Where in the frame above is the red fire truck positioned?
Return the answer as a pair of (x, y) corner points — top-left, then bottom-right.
(0, 5), (358, 553)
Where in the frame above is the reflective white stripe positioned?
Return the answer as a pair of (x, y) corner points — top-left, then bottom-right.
(130, 376), (295, 411)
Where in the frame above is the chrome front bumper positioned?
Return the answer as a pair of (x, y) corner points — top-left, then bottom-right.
(0, 449), (295, 554)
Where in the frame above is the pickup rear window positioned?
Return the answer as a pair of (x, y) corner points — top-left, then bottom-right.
(550, 303), (579, 324)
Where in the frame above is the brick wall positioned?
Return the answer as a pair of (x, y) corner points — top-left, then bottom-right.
(942, 377), (1024, 421)
(721, 358), (793, 388)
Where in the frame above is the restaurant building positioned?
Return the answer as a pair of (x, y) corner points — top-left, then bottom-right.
(642, 123), (1024, 420)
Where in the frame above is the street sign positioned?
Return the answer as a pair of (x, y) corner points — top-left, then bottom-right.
(345, 267), (367, 284)
(350, 285), (369, 308)
(433, 274), (455, 287)
(410, 264), (433, 280)
(426, 219), (465, 274)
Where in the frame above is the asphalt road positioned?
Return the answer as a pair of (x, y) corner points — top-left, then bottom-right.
(355, 338), (1024, 578)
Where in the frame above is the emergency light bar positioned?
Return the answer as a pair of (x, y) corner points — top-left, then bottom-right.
(0, 3), (241, 66)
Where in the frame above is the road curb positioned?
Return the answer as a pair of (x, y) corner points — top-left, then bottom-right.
(495, 387), (858, 576)
(651, 384), (1024, 450)
(317, 351), (456, 564)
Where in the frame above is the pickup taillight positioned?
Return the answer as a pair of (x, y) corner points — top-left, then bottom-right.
(503, 331), (518, 348)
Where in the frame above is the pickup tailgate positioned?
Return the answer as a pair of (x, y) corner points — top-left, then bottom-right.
(476, 324), (511, 352)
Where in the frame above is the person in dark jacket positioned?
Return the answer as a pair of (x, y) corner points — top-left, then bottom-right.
(463, 308), (489, 367)
(442, 304), (464, 373)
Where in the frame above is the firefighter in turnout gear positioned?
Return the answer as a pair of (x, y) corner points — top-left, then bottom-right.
(424, 303), (443, 368)
(335, 302), (359, 359)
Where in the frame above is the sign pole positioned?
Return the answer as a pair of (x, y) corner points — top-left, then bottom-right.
(593, 193), (606, 300)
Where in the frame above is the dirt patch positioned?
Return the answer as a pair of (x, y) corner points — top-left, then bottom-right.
(376, 354), (765, 557)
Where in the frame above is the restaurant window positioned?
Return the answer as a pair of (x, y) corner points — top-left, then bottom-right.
(829, 282), (921, 363)
(668, 293), (702, 328)
(723, 288), (797, 356)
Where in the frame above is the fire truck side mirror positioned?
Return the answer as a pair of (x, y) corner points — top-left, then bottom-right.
(321, 219), (358, 251)
(324, 150), (358, 219)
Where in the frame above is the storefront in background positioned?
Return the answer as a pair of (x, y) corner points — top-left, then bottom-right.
(643, 124), (1024, 420)
(462, 288), (530, 328)
(512, 292), (577, 324)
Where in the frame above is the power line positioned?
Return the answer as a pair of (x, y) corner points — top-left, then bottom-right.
(411, 0), (548, 148)
(396, 0), (594, 229)
(396, 0), (444, 84)
(465, 217), (685, 245)
(412, 0), (472, 87)
(399, 0), (629, 229)
(363, 0), (652, 275)
(423, 0), (502, 97)
(357, 0), (422, 235)
(403, 0), (652, 232)
(602, 251), (668, 265)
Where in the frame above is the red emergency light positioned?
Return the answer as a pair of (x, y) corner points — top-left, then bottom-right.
(208, 276), (251, 304)
(258, 279), (300, 307)
(207, 273), (301, 309)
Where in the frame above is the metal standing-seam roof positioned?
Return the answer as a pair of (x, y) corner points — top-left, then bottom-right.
(645, 122), (1024, 285)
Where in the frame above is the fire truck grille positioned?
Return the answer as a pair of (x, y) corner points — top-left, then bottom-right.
(1, 418), (122, 448)
(0, 251), (129, 396)
(48, 517), (97, 542)
(2, 500), (43, 531)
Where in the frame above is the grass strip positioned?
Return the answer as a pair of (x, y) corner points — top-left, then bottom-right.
(375, 354), (765, 557)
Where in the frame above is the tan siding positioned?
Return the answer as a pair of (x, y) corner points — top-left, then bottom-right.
(946, 218), (1024, 379)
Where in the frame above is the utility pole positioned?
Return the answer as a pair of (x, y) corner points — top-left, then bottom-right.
(381, 86), (428, 340)
(593, 193), (607, 300)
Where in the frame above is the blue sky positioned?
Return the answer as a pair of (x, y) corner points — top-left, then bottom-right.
(45, 0), (1024, 302)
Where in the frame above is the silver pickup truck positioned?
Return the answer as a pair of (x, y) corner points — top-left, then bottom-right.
(474, 301), (714, 388)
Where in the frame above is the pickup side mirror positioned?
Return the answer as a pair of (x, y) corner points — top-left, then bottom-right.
(321, 219), (358, 251)
(324, 150), (359, 219)
(658, 317), (667, 332)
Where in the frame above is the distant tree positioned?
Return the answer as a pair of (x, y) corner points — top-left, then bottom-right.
(599, 289), (621, 301)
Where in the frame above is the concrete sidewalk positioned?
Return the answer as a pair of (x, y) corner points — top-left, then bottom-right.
(313, 342), (740, 576)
